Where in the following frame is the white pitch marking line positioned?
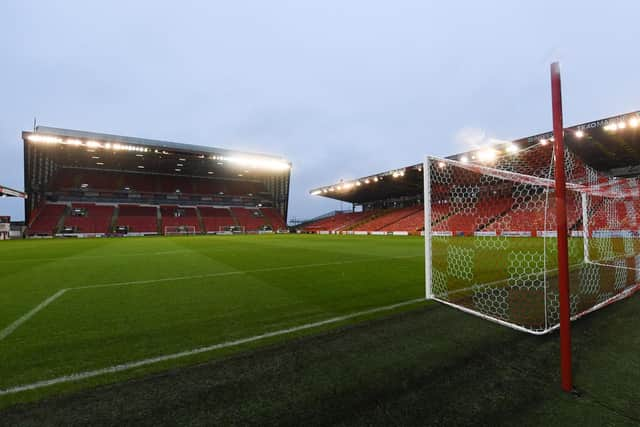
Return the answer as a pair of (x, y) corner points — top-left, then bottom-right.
(0, 255), (421, 341)
(0, 298), (424, 396)
(73, 255), (421, 290)
(0, 289), (68, 341)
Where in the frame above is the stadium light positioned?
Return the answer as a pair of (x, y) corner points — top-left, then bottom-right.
(373, 177), (379, 182)
(505, 144), (518, 154)
(438, 161), (446, 168)
(478, 148), (497, 163)
(604, 123), (618, 132)
(311, 190), (321, 195)
(460, 156), (469, 163)
(630, 118), (639, 128)
(364, 179), (370, 184)
(539, 138), (549, 145)
(223, 155), (290, 172)
(574, 130), (584, 139)
(27, 134), (62, 144)
(618, 121), (627, 129)
(356, 181), (361, 186)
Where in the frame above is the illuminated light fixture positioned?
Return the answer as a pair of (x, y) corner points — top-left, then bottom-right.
(343, 182), (354, 190)
(322, 189), (328, 193)
(219, 192), (224, 195)
(400, 170), (405, 176)
(86, 140), (101, 148)
(175, 168), (181, 172)
(96, 162), (104, 166)
(549, 136), (555, 141)
(337, 185), (343, 190)
(124, 187), (130, 191)
(105, 143), (112, 149)
(113, 143), (122, 150)
(179, 158), (186, 161)
(238, 173), (244, 177)
(364, 179), (370, 184)
(574, 130), (584, 139)
(505, 144), (518, 154)
(136, 154), (144, 157)
(223, 155), (291, 172)
(198, 154), (205, 159)
(177, 163), (184, 167)
(217, 162), (224, 165)
(67, 139), (82, 145)
(137, 165), (144, 169)
(27, 134), (62, 144)
(311, 190), (322, 195)
(539, 138), (548, 145)
(460, 156), (469, 163)
(471, 155), (476, 160)
(629, 118), (639, 128)
(438, 161), (446, 169)
(91, 156), (100, 159)
(618, 121), (627, 129)
(80, 183), (88, 188)
(477, 149), (497, 163)
(356, 181), (361, 186)
(208, 171), (214, 174)
(373, 177), (379, 182)
(329, 187), (335, 192)
(392, 172), (400, 178)
(604, 123), (618, 132)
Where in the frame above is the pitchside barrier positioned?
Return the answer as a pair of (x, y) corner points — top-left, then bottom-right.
(424, 146), (640, 334)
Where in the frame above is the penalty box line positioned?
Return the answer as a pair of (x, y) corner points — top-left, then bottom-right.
(0, 298), (424, 397)
(0, 255), (421, 342)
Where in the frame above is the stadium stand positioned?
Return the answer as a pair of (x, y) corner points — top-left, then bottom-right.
(116, 205), (159, 234)
(160, 205), (201, 233)
(64, 203), (115, 234)
(301, 211), (377, 233)
(261, 207), (287, 231)
(380, 208), (424, 232)
(28, 204), (66, 236)
(231, 207), (268, 231)
(353, 206), (421, 232)
(199, 206), (236, 233)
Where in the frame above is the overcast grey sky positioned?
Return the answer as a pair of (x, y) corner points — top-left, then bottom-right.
(1, 1), (638, 221)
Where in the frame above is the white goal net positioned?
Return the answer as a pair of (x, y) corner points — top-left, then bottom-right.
(424, 141), (640, 334)
(164, 225), (197, 236)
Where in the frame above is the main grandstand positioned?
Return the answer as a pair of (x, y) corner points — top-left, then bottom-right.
(303, 111), (640, 236)
(22, 127), (291, 237)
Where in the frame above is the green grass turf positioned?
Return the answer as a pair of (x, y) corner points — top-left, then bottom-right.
(0, 234), (639, 424)
(0, 234), (425, 406)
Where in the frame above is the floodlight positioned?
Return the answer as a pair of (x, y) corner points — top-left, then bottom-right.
(373, 177), (379, 182)
(27, 134), (62, 144)
(364, 179), (370, 184)
(574, 130), (584, 138)
(67, 139), (83, 145)
(478, 149), (497, 163)
(356, 181), (361, 186)
(505, 144), (518, 154)
(630, 118), (639, 128)
(460, 156), (469, 163)
(86, 140), (101, 148)
(618, 121), (627, 129)
(539, 139), (548, 145)
(438, 161), (446, 168)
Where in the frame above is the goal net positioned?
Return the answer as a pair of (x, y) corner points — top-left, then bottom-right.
(164, 225), (197, 236)
(425, 142), (640, 334)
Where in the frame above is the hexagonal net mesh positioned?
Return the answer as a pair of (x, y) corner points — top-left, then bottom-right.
(425, 142), (640, 334)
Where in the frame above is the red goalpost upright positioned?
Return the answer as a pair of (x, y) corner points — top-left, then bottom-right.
(550, 62), (573, 392)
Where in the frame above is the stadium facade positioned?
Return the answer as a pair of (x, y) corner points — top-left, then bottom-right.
(22, 127), (291, 236)
(303, 111), (640, 234)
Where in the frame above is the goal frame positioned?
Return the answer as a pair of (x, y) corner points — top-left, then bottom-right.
(164, 225), (197, 236)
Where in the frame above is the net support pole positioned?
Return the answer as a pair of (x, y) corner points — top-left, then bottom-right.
(551, 61), (573, 392)
(424, 156), (432, 299)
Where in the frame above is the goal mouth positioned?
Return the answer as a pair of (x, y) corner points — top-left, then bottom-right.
(424, 150), (640, 334)
(164, 225), (197, 236)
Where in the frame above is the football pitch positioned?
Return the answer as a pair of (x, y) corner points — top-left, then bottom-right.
(0, 234), (426, 405)
(1, 234), (639, 425)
